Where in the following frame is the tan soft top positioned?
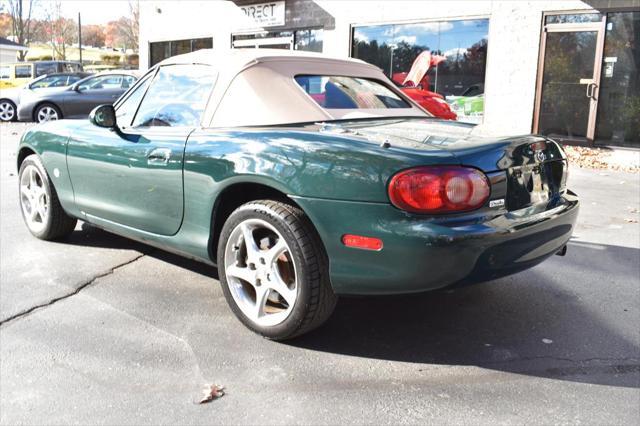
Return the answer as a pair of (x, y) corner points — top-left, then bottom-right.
(157, 49), (429, 127)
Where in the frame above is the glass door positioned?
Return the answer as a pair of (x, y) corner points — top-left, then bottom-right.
(534, 15), (606, 142)
(595, 11), (640, 147)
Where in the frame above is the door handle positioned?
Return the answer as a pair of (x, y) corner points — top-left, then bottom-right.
(147, 148), (171, 165)
(587, 82), (598, 99)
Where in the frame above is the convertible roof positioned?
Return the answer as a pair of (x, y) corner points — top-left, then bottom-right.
(157, 48), (375, 71)
(155, 49), (428, 127)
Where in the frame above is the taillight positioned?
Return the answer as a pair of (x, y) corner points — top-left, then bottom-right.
(388, 166), (490, 214)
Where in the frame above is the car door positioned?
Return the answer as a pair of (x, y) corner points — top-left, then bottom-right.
(65, 65), (216, 236)
(62, 74), (129, 118)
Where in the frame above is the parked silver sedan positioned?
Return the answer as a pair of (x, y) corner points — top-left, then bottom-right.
(17, 70), (139, 123)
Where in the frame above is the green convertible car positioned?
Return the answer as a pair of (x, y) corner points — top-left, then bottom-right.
(17, 49), (579, 340)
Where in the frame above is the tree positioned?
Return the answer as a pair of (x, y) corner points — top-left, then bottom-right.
(104, 1), (138, 51)
(82, 24), (104, 47)
(118, 0), (139, 51)
(7, 0), (36, 60)
(0, 13), (12, 38)
(44, 1), (76, 60)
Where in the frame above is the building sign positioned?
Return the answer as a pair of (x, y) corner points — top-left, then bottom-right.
(240, 1), (285, 27)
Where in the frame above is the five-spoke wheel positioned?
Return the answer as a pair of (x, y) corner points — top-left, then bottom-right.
(18, 154), (77, 240)
(19, 164), (49, 234)
(218, 200), (337, 340)
(225, 218), (298, 327)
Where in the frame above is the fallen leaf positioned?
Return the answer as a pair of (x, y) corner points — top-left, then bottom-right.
(562, 145), (640, 173)
(199, 384), (225, 404)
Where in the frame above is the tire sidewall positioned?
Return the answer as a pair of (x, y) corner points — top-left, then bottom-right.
(217, 202), (315, 339)
(18, 155), (54, 239)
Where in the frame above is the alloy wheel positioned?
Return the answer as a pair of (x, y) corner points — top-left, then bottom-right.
(224, 218), (298, 327)
(37, 106), (59, 122)
(0, 101), (15, 121)
(19, 164), (49, 233)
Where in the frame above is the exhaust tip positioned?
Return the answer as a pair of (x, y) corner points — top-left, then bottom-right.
(556, 245), (567, 256)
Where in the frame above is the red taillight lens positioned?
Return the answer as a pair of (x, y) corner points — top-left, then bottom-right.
(388, 166), (490, 214)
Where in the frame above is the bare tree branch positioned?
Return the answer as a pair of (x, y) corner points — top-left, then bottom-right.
(8, 0), (36, 60)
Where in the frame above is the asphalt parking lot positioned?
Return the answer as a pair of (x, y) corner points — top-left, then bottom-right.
(1, 122), (639, 425)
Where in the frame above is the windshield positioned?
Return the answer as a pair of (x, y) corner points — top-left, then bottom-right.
(295, 75), (410, 109)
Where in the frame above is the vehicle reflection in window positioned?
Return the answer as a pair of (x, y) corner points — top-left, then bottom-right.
(132, 64), (215, 128)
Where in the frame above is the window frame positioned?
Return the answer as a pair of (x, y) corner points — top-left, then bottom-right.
(114, 68), (158, 129)
(116, 64), (217, 130)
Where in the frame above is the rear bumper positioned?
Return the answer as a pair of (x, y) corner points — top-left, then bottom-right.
(292, 191), (579, 295)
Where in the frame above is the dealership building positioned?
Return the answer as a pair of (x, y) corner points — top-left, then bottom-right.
(139, 0), (639, 147)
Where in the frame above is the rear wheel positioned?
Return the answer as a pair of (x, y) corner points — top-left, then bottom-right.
(0, 99), (16, 122)
(35, 103), (61, 123)
(217, 200), (337, 340)
(18, 154), (77, 240)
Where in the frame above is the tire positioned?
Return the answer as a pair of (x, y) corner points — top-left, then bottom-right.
(18, 154), (77, 240)
(0, 99), (17, 122)
(34, 103), (62, 123)
(217, 200), (337, 340)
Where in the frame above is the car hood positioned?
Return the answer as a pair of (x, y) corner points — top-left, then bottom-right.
(313, 118), (563, 172)
(20, 86), (69, 102)
(0, 87), (22, 103)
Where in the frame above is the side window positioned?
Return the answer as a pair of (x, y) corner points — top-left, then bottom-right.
(35, 63), (57, 77)
(78, 75), (123, 91)
(15, 65), (32, 79)
(0, 66), (11, 79)
(132, 65), (215, 128)
(115, 73), (153, 127)
(31, 75), (72, 89)
(121, 75), (137, 89)
(67, 75), (83, 84)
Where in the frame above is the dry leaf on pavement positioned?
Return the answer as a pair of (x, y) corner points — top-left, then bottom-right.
(199, 384), (225, 404)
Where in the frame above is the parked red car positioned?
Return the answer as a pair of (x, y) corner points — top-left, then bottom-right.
(392, 51), (457, 121)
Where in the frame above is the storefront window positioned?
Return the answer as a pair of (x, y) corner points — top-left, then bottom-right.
(596, 11), (639, 146)
(231, 29), (323, 52)
(546, 13), (602, 24)
(294, 29), (323, 52)
(149, 38), (213, 67)
(351, 19), (489, 123)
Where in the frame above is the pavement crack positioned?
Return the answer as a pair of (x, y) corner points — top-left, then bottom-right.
(0, 252), (149, 327)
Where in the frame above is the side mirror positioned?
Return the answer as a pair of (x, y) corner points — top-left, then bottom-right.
(89, 104), (116, 128)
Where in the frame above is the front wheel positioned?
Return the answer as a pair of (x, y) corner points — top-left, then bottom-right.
(217, 200), (337, 340)
(18, 154), (77, 240)
(35, 103), (61, 123)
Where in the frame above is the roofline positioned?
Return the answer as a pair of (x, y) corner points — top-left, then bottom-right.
(0, 44), (28, 51)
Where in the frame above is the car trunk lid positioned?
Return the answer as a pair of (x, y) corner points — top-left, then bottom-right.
(317, 118), (568, 211)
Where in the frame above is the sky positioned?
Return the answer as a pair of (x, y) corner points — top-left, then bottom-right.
(353, 19), (489, 56)
(30, 0), (133, 25)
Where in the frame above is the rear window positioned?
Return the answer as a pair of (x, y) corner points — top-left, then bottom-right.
(295, 75), (410, 109)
